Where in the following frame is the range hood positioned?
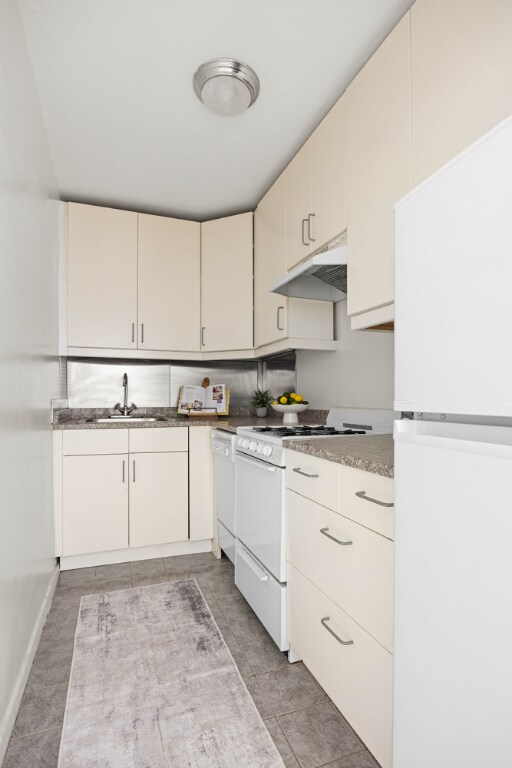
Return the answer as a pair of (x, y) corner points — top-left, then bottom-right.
(271, 235), (347, 301)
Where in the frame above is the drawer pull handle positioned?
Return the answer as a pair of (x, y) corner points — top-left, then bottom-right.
(320, 527), (352, 546)
(355, 490), (394, 508)
(321, 617), (353, 646)
(293, 467), (319, 478)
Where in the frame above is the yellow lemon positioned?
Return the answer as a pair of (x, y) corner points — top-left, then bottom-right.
(294, 394), (304, 402)
(279, 396), (288, 405)
(272, 400), (278, 405)
(290, 392), (297, 399)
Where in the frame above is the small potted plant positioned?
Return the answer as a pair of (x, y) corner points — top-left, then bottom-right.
(251, 389), (274, 418)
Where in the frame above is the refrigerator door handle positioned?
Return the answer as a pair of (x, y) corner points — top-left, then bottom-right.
(355, 490), (394, 508)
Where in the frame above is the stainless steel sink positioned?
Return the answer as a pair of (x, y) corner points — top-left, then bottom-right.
(86, 416), (167, 423)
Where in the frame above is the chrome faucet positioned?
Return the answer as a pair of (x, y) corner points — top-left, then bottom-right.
(114, 373), (137, 416)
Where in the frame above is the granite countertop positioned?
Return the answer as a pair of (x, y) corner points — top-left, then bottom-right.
(284, 434), (394, 478)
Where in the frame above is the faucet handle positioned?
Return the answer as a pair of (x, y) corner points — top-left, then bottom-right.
(127, 403), (137, 414)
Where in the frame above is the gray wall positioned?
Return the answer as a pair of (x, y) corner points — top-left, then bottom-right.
(65, 358), (296, 408)
(296, 301), (394, 409)
(0, 1), (60, 758)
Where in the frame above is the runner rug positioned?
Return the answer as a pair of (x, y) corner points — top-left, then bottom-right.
(58, 579), (284, 767)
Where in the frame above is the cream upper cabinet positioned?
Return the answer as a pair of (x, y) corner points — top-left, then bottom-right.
(309, 94), (347, 250)
(201, 212), (253, 351)
(411, 0), (512, 186)
(138, 213), (200, 352)
(346, 13), (411, 320)
(284, 142), (312, 271)
(67, 203), (138, 349)
(285, 96), (347, 272)
(254, 175), (288, 347)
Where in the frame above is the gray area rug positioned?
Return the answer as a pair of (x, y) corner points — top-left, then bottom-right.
(58, 579), (284, 767)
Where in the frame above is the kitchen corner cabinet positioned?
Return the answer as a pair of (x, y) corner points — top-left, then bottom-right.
(285, 95), (347, 271)
(254, 175), (334, 349)
(137, 213), (200, 352)
(346, 13), (411, 326)
(411, 0), (512, 187)
(201, 212), (253, 352)
(67, 203), (138, 349)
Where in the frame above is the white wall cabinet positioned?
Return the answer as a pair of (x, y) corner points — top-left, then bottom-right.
(346, 13), (411, 327)
(200, 212), (253, 352)
(285, 96), (347, 272)
(286, 448), (394, 768)
(138, 214), (200, 352)
(410, 0), (512, 187)
(254, 176), (334, 350)
(67, 203), (138, 350)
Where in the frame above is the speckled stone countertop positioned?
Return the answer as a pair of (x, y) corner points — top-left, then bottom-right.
(284, 434), (394, 478)
(53, 408), (328, 434)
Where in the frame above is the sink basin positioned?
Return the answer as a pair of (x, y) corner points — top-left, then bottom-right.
(86, 416), (167, 423)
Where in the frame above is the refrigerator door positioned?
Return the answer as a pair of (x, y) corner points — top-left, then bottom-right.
(394, 115), (512, 417)
(393, 419), (512, 767)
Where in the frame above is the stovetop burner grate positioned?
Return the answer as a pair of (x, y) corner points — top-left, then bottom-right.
(252, 425), (366, 437)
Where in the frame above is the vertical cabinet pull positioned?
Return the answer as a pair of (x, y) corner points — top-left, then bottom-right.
(277, 306), (284, 331)
(201, 327), (206, 347)
(307, 213), (316, 242)
(132, 460), (136, 482)
(321, 617), (354, 646)
(131, 323), (135, 343)
(140, 323), (144, 344)
(301, 218), (310, 246)
(122, 460), (125, 483)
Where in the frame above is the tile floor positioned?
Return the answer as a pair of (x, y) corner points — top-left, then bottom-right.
(2, 553), (380, 768)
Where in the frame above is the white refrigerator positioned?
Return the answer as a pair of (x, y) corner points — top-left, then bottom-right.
(393, 114), (512, 768)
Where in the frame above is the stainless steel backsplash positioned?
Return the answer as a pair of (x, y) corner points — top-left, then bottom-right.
(64, 356), (296, 408)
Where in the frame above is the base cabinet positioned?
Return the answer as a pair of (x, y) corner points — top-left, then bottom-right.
(63, 453), (129, 556)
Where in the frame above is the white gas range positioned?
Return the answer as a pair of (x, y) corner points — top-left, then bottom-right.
(233, 408), (395, 654)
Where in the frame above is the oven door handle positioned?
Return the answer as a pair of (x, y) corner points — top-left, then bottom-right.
(236, 453), (277, 472)
(237, 545), (269, 582)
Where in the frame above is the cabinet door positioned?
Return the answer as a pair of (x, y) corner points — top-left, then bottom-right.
(138, 214), (200, 351)
(201, 213), (253, 351)
(411, 0), (512, 186)
(284, 141), (312, 270)
(62, 454), (129, 556)
(254, 175), (288, 347)
(346, 13), (411, 318)
(67, 203), (137, 349)
(310, 94), (347, 248)
(129, 452), (188, 547)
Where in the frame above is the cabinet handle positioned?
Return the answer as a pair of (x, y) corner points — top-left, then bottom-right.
(301, 218), (310, 246)
(277, 306), (285, 331)
(201, 326), (206, 347)
(122, 460), (125, 483)
(293, 467), (319, 478)
(321, 617), (354, 646)
(320, 527), (352, 546)
(140, 323), (144, 344)
(131, 323), (135, 343)
(132, 460), (136, 482)
(355, 490), (393, 508)
(307, 213), (316, 242)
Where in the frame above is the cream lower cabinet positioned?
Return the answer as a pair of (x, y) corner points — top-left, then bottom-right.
(286, 449), (394, 768)
(189, 427), (214, 541)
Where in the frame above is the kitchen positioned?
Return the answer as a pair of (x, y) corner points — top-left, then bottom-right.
(1, 1), (511, 767)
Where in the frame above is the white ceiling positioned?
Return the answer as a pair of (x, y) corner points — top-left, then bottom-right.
(19, 0), (413, 220)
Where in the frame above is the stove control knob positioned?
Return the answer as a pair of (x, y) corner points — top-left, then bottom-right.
(224, 447), (230, 458)
(263, 445), (273, 457)
(242, 438), (249, 449)
(249, 440), (257, 452)
(237, 437), (244, 447)
(256, 443), (264, 454)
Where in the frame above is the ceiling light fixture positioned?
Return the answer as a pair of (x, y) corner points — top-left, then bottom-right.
(193, 58), (260, 117)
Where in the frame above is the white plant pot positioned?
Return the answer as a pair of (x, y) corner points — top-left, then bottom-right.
(255, 407), (267, 418)
(271, 403), (309, 425)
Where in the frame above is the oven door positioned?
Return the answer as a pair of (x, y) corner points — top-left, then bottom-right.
(234, 451), (286, 582)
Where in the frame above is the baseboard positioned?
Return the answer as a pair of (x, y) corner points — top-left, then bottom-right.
(60, 539), (213, 570)
(0, 564), (59, 763)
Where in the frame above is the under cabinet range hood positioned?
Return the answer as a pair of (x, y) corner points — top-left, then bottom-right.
(271, 235), (347, 301)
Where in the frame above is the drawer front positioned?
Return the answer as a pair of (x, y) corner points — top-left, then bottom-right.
(62, 429), (128, 456)
(235, 541), (288, 652)
(286, 450), (339, 511)
(339, 466), (394, 539)
(287, 490), (393, 651)
(288, 564), (393, 768)
(129, 427), (188, 453)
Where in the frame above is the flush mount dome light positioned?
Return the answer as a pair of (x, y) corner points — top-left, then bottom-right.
(193, 58), (260, 116)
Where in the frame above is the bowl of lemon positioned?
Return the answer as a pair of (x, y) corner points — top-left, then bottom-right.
(271, 392), (310, 424)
